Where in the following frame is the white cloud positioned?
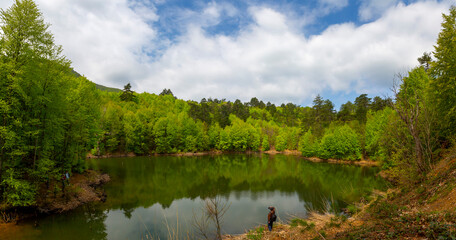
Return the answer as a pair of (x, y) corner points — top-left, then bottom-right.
(0, 0), (158, 89)
(358, 0), (401, 21)
(318, 0), (349, 11)
(140, 1), (450, 104)
(0, 0), (452, 106)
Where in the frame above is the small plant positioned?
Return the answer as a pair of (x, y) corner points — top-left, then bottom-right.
(290, 218), (307, 227)
(346, 204), (359, 214)
(416, 185), (426, 194)
(290, 218), (316, 234)
(368, 200), (401, 219)
(247, 226), (264, 240)
(1, 211), (17, 223)
(326, 215), (347, 228)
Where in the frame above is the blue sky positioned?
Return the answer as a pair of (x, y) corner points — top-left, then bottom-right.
(0, 0), (453, 109)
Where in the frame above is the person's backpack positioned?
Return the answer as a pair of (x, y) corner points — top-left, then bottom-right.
(271, 213), (277, 222)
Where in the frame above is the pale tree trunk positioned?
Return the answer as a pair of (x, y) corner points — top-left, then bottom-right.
(0, 147), (3, 183)
(393, 76), (429, 173)
(409, 125), (426, 172)
(1, 116), (6, 188)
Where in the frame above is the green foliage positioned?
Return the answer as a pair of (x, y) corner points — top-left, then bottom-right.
(290, 218), (315, 230)
(312, 95), (335, 137)
(431, 6), (456, 138)
(346, 204), (359, 214)
(354, 94), (371, 124)
(337, 101), (355, 122)
(318, 125), (361, 160)
(119, 83), (137, 102)
(275, 131), (287, 152)
(2, 0), (455, 208)
(341, 197), (456, 240)
(0, 0), (100, 206)
(218, 128), (231, 151)
(2, 170), (36, 207)
(275, 127), (301, 151)
(299, 129), (319, 157)
(261, 135), (270, 151)
(247, 226), (265, 240)
(365, 107), (394, 161)
(229, 116), (249, 151)
(208, 124), (221, 149)
(394, 67), (436, 173)
(326, 215), (347, 228)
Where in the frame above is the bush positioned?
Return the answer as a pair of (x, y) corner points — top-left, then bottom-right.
(318, 125), (361, 160)
(299, 129), (319, 157)
(275, 132), (287, 151)
(262, 135), (270, 151)
(2, 170), (36, 207)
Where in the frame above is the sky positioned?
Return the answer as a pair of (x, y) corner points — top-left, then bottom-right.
(0, 0), (453, 108)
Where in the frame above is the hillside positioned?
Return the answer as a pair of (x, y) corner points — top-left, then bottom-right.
(71, 69), (122, 93)
(94, 83), (122, 93)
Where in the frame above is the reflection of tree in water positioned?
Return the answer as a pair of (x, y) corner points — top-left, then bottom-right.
(35, 204), (108, 240)
(82, 205), (108, 240)
(120, 201), (138, 219)
(89, 154), (386, 213)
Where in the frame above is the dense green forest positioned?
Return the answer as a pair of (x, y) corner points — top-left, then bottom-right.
(1, 0), (456, 209)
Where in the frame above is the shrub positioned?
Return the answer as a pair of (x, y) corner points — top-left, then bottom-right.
(318, 125), (361, 160)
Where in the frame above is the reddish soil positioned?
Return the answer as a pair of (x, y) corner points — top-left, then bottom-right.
(35, 170), (110, 213)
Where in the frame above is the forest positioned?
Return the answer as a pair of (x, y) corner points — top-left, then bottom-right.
(1, 0), (456, 210)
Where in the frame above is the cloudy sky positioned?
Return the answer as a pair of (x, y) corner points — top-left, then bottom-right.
(0, 0), (452, 108)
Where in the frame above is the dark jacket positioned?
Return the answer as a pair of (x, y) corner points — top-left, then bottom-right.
(267, 208), (275, 223)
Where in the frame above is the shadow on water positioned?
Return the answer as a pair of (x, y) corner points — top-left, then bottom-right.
(15, 154), (387, 240)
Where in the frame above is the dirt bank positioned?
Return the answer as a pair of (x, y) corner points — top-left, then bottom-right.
(36, 170), (110, 214)
(1, 170), (110, 226)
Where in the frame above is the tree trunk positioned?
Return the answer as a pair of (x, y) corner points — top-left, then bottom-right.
(410, 127), (426, 172)
(0, 147), (3, 183)
(33, 136), (38, 170)
(1, 115), (6, 188)
(215, 211), (222, 240)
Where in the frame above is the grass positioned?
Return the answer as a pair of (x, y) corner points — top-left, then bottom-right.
(246, 226), (265, 240)
(1, 211), (17, 223)
(290, 218), (315, 231)
(340, 210), (456, 239)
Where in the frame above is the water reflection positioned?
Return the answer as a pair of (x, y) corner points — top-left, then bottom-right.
(18, 154), (386, 240)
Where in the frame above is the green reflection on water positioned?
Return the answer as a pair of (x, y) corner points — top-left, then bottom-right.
(90, 154), (386, 212)
(16, 154), (387, 240)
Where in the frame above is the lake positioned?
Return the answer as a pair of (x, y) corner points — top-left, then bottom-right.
(10, 154), (387, 239)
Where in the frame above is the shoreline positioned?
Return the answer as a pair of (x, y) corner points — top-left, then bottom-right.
(87, 150), (380, 167)
(1, 170), (110, 226)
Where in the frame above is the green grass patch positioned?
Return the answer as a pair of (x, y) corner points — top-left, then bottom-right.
(290, 218), (315, 231)
(247, 226), (265, 240)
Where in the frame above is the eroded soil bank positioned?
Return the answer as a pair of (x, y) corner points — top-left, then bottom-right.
(1, 170), (110, 226)
(36, 170), (110, 214)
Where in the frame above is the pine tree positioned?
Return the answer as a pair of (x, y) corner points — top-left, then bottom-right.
(120, 83), (137, 102)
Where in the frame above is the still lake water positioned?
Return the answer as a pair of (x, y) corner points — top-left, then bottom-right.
(11, 154), (387, 239)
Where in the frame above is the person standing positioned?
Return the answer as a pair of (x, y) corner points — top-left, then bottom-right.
(61, 173), (66, 195)
(267, 206), (276, 231)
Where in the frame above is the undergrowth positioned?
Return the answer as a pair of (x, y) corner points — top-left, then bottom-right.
(246, 226), (265, 240)
(337, 199), (456, 239)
